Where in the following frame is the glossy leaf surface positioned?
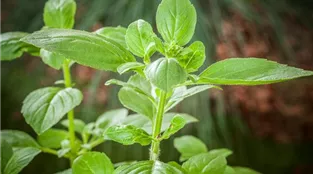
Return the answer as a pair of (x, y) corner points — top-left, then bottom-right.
(145, 58), (187, 92)
(73, 152), (114, 174)
(43, 0), (76, 29)
(156, 0), (197, 46)
(21, 29), (136, 71)
(199, 58), (313, 85)
(22, 87), (83, 134)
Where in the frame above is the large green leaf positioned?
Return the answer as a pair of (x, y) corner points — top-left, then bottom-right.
(95, 26), (127, 48)
(125, 19), (156, 58)
(73, 152), (114, 174)
(145, 58), (187, 92)
(117, 62), (145, 75)
(43, 0), (76, 29)
(178, 41), (205, 72)
(1, 32), (39, 61)
(21, 29), (136, 71)
(199, 58), (313, 85)
(55, 169), (72, 174)
(1, 140), (13, 172)
(174, 135), (208, 161)
(3, 147), (41, 174)
(1, 130), (40, 148)
(21, 87), (83, 134)
(118, 87), (155, 119)
(40, 49), (65, 69)
(115, 160), (185, 174)
(105, 125), (152, 146)
(37, 129), (69, 148)
(182, 152), (227, 174)
(156, 0), (197, 46)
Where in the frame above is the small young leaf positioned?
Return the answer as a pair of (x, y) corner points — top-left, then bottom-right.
(43, 0), (76, 29)
(154, 37), (165, 54)
(57, 148), (71, 158)
(40, 49), (65, 69)
(167, 85), (221, 110)
(199, 58), (313, 85)
(21, 29), (136, 71)
(117, 62), (145, 74)
(178, 41), (205, 72)
(127, 74), (152, 96)
(105, 125), (152, 146)
(73, 152), (114, 174)
(145, 58), (187, 92)
(37, 129), (69, 148)
(1, 32), (39, 61)
(161, 115), (186, 139)
(95, 26), (127, 48)
(233, 167), (261, 174)
(174, 135), (208, 161)
(22, 87), (83, 134)
(118, 87), (155, 119)
(156, 0), (197, 46)
(142, 113), (198, 134)
(121, 114), (151, 128)
(182, 152), (227, 174)
(115, 160), (184, 174)
(1, 140), (13, 172)
(3, 147), (41, 174)
(126, 19), (157, 58)
(1, 130), (40, 148)
(95, 108), (128, 131)
(61, 119), (86, 133)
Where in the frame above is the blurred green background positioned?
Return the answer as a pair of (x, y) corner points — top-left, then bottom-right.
(1, 0), (313, 173)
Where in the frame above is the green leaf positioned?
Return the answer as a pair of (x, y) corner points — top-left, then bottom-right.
(61, 119), (86, 133)
(121, 114), (151, 128)
(105, 125), (152, 146)
(43, 0), (76, 29)
(199, 58), (313, 85)
(156, 0), (197, 46)
(73, 152), (114, 174)
(174, 135), (208, 161)
(21, 87), (83, 134)
(40, 49), (65, 69)
(37, 129), (69, 148)
(95, 26), (127, 48)
(224, 166), (236, 174)
(127, 74), (153, 96)
(233, 167), (261, 174)
(166, 85), (221, 110)
(126, 19), (156, 58)
(21, 29), (136, 71)
(55, 169), (72, 174)
(161, 115), (186, 139)
(145, 58), (187, 92)
(3, 147), (41, 174)
(95, 108), (128, 135)
(178, 41), (205, 72)
(154, 37), (165, 54)
(118, 87), (155, 119)
(182, 152), (227, 174)
(142, 113), (198, 134)
(1, 140), (13, 172)
(115, 160), (184, 174)
(1, 130), (40, 148)
(117, 62), (145, 74)
(1, 32), (39, 61)
(57, 148), (71, 158)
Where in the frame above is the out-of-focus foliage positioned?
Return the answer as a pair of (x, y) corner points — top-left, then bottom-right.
(2, 0), (313, 174)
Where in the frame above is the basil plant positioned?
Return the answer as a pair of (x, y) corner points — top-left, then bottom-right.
(1, 0), (313, 173)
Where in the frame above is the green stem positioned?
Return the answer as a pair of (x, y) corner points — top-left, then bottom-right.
(41, 147), (70, 158)
(150, 91), (167, 161)
(62, 59), (76, 163)
(78, 139), (105, 155)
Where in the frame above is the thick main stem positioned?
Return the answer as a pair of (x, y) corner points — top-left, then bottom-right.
(150, 91), (167, 161)
(62, 59), (76, 164)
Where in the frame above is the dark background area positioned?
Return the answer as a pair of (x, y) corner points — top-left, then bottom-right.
(1, 0), (313, 173)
